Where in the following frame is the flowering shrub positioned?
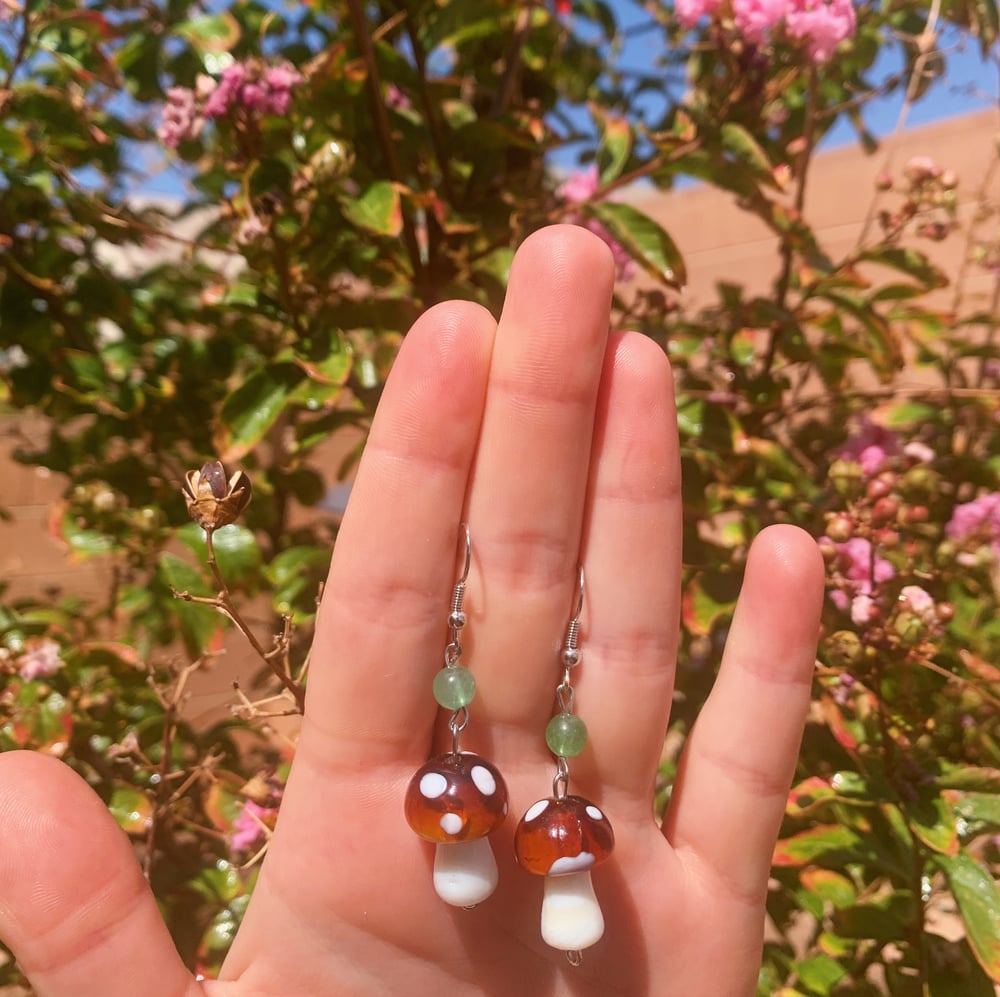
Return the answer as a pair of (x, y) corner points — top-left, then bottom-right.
(1, 0), (999, 991)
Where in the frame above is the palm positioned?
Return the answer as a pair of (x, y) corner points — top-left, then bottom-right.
(0, 226), (823, 997)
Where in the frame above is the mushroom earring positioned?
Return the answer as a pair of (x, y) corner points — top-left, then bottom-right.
(514, 568), (614, 965)
(404, 525), (509, 907)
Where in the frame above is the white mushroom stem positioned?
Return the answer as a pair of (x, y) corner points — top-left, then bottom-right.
(433, 838), (499, 907)
(540, 871), (605, 951)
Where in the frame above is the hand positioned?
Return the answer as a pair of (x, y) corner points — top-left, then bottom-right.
(0, 225), (824, 997)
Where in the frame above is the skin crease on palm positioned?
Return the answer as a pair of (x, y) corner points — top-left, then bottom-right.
(0, 225), (825, 997)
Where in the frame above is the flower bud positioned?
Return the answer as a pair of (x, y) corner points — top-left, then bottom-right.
(873, 527), (900, 548)
(935, 601), (955, 623)
(825, 513), (854, 543)
(866, 472), (897, 501)
(182, 461), (252, 530)
(825, 630), (863, 668)
(871, 496), (899, 526)
(817, 536), (838, 563)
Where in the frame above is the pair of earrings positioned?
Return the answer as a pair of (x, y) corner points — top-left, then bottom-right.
(404, 526), (614, 965)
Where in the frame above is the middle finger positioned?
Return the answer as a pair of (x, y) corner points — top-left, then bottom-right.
(461, 224), (615, 744)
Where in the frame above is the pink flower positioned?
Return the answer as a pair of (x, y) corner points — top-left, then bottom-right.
(828, 537), (895, 610)
(946, 491), (1000, 559)
(557, 167), (637, 281)
(203, 61), (301, 119)
(850, 594), (876, 626)
(230, 800), (276, 852)
(837, 417), (900, 476)
(236, 213), (269, 245)
(733, 0), (788, 43)
(157, 87), (201, 148)
(899, 585), (935, 623)
(16, 637), (64, 681)
(558, 165), (600, 204)
(903, 441), (934, 463)
(904, 155), (941, 185)
(203, 63), (246, 118)
(676, 0), (721, 27)
(785, 0), (856, 61)
(385, 83), (412, 111)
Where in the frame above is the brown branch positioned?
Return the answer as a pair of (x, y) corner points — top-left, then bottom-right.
(344, 0), (424, 283)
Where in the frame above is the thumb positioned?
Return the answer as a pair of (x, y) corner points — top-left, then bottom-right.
(0, 751), (199, 997)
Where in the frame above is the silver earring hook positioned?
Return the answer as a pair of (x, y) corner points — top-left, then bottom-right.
(458, 522), (472, 587)
(570, 564), (584, 624)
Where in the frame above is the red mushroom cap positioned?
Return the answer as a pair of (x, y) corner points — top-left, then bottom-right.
(514, 795), (614, 876)
(405, 752), (508, 843)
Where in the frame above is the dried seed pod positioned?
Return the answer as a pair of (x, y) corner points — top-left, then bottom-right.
(182, 461), (252, 530)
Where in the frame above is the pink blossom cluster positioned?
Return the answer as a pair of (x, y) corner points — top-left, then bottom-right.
(827, 536), (895, 615)
(230, 799), (278, 852)
(16, 637), (64, 681)
(158, 86), (203, 149)
(203, 62), (301, 119)
(837, 417), (934, 477)
(946, 491), (1000, 561)
(676, 0), (856, 63)
(558, 166), (637, 281)
(157, 61), (302, 149)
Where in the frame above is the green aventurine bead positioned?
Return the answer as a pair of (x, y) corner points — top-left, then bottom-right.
(545, 712), (588, 758)
(433, 666), (477, 709)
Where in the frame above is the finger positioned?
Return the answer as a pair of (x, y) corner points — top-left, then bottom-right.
(0, 751), (198, 997)
(463, 225), (615, 735)
(574, 332), (682, 814)
(663, 525), (824, 901)
(301, 300), (496, 767)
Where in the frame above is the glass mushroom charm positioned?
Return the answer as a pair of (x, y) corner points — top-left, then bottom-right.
(515, 568), (614, 962)
(404, 526), (509, 907)
(405, 752), (507, 906)
(515, 795), (614, 951)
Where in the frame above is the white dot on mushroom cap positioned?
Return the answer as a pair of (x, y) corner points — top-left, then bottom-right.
(549, 852), (596, 876)
(524, 799), (549, 822)
(585, 805), (603, 821)
(420, 772), (448, 799)
(470, 765), (496, 795)
(440, 812), (463, 835)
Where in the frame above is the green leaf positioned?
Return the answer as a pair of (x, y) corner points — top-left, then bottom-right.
(796, 953), (846, 994)
(772, 824), (862, 866)
(951, 791), (1000, 836)
(595, 112), (632, 184)
(288, 350), (353, 411)
(341, 181), (403, 237)
(720, 122), (773, 179)
(855, 245), (949, 291)
(799, 868), (857, 910)
(588, 201), (687, 287)
(108, 784), (153, 836)
(264, 546), (332, 622)
(908, 792), (959, 855)
(681, 574), (736, 637)
(217, 365), (301, 462)
(174, 12), (241, 53)
(156, 552), (219, 657)
(55, 507), (116, 559)
(936, 766), (1000, 793)
(937, 852), (1000, 981)
(176, 523), (262, 589)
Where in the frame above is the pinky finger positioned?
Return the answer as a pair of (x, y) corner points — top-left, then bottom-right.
(0, 752), (200, 997)
(663, 526), (824, 902)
